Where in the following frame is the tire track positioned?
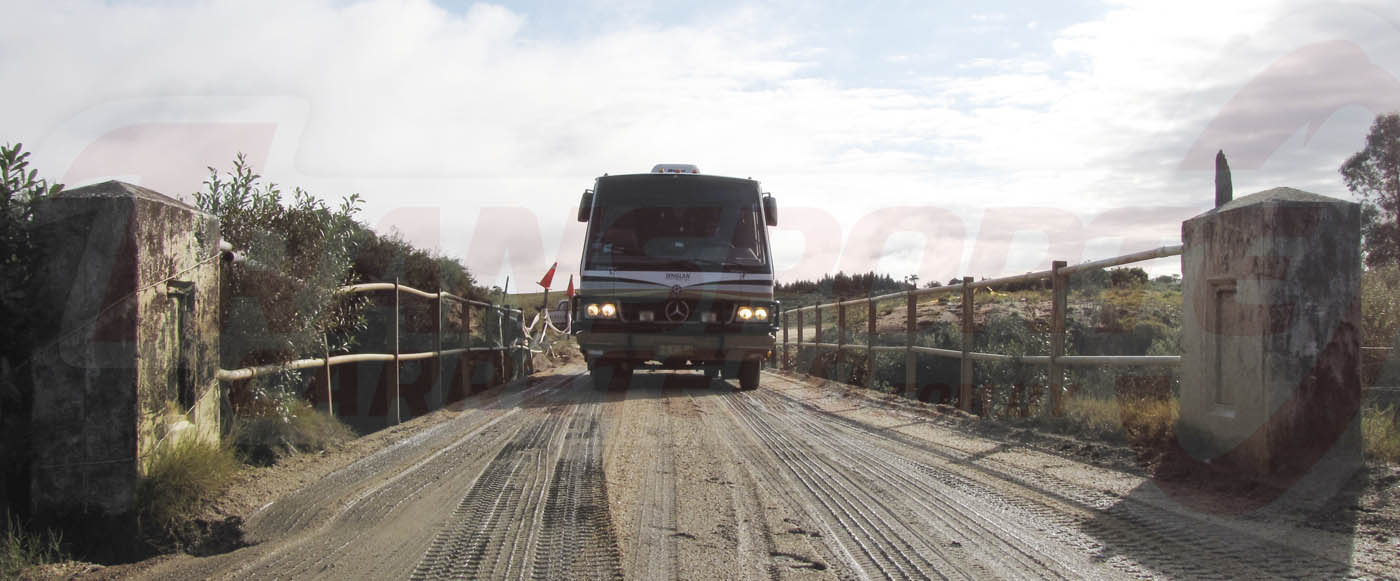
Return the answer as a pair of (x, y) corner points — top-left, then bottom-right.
(531, 399), (625, 580)
(224, 374), (575, 579)
(411, 395), (623, 580)
(628, 386), (679, 580)
(248, 374), (563, 541)
(719, 389), (965, 580)
(684, 386), (846, 580)
(749, 390), (1083, 579)
(746, 388), (1122, 580)
(756, 373), (1369, 579)
(411, 404), (570, 579)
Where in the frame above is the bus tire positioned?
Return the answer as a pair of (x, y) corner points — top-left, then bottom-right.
(738, 360), (760, 391)
(591, 361), (618, 391)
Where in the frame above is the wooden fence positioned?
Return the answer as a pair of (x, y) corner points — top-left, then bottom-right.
(215, 280), (528, 425)
(781, 244), (1184, 416)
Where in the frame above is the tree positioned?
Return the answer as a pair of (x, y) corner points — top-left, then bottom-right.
(1340, 112), (1400, 267)
(1, 143), (61, 515)
(0, 144), (60, 363)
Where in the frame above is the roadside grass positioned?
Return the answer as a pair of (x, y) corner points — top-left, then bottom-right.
(232, 399), (357, 466)
(136, 436), (241, 544)
(1363, 404), (1400, 464)
(1061, 394), (1178, 443)
(128, 400), (355, 555)
(1061, 396), (1125, 435)
(1, 515), (65, 579)
(1064, 396), (1400, 465)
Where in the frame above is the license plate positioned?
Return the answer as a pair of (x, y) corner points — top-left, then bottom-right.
(657, 344), (689, 358)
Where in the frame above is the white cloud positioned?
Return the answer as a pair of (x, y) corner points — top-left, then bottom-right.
(3, 0), (1399, 287)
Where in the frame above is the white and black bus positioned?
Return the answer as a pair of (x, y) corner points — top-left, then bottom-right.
(573, 164), (779, 390)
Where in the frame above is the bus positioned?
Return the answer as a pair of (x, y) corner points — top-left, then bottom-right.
(573, 164), (779, 391)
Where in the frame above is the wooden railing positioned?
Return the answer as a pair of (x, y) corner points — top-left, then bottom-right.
(215, 280), (527, 424)
(780, 244), (1183, 416)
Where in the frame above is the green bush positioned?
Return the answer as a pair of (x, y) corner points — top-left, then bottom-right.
(198, 155), (370, 417)
(975, 313), (1048, 415)
(1, 143), (62, 517)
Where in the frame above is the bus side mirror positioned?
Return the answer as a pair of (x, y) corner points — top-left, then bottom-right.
(578, 190), (594, 222)
(762, 194), (778, 227)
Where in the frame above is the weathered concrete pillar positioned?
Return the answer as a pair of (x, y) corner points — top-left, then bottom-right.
(1180, 187), (1361, 488)
(30, 181), (222, 517)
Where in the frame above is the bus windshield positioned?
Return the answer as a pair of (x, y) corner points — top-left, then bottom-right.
(585, 176), (770, 273)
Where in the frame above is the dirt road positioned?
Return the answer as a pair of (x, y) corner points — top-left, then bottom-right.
(128, 364), (1394, 580)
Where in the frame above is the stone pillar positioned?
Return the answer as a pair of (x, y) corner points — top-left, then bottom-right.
(30, 181), (221, 517)
(1180, 187), (1361, 486)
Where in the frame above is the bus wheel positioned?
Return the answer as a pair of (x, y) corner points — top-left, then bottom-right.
(738, 360), (760, 391)
(591, 361), (621, 391)
(703, 367), (720, 382)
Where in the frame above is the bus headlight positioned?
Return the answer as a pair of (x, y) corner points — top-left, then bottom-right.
(585, 302), (618, 319)
(736, 305), (772, 323)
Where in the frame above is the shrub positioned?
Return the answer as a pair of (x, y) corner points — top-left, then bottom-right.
(1, 143), (61, 517)
(197, 155), (369, 417)
(976, 313), (1048, 416)
(1362, 264), (1400, 348)
(232, 399), (356, 466)
(1109, 267), (1149, 288)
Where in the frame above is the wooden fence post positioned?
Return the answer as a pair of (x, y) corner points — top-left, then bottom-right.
(392, 278), (401, 425)
(837, 301), (846, 381)
(464, 301), (473, 396)
(905, 290), (916, 399)
(1050, 260), (1067, 417)
(497, 306), (506, 384)
(797, 309), (805, 375)
(867, 293), (875, 388)
(814, 303), (823, 376)
(782, 309), (790, 370)
(960, 276), (974, 413)
(323, 333), (333, 415)
(435, 292), (444, 411)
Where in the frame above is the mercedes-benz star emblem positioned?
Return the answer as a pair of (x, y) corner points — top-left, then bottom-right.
(664, 300), (690, 322)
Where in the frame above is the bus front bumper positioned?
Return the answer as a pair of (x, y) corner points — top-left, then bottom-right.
(577, 330), (774, 365)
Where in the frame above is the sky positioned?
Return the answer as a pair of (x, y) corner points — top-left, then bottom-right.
(4, 0), (1400, 290)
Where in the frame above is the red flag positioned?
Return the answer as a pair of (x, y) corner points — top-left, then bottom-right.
(566, 275), (575, 297)
(538, 262), (557, 289)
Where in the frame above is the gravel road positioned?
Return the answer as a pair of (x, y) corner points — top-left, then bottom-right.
(124, 364), (1395, 580)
